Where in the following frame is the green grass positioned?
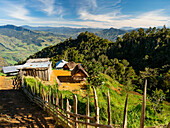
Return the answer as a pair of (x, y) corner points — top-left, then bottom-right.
(0, 33), (66, 65)
(0, 72), (6, 76)
(24, 76), (170, 127)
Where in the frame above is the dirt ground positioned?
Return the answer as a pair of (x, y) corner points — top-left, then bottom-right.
(0, 76), (13, 90)
(0, 76), (57, 128)
(50, 70), (123, 95)
(50, 70), (87, 95)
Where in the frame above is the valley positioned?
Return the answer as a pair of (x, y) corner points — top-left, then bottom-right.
(0, 25), (169, 127)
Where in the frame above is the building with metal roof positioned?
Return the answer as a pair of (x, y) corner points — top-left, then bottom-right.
(3, 58), (52, 81)
(56, 60), (68, 69)
(3, 65), (23, 74)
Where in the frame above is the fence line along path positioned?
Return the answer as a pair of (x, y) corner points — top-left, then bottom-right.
(18, 73), (170, 128)
(0, 76), (57, 128)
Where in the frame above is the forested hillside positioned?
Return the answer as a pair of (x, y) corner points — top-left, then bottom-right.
(24, 26), (170, 101)
(95, 27), (127, 41)
(0, 25), (66, 64)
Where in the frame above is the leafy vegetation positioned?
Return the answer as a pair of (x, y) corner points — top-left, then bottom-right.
(107, 26), (170, 100)
(24, 27), (169, 99)
(24, 76), (170, 127)
(1, 25), (130, 65)
(21, 26), (170, 127)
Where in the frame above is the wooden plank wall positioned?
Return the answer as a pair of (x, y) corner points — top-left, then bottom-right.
(24, 68), (49, 81)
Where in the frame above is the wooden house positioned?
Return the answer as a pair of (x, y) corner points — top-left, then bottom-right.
(19, 58), (52, 81)
(3, 58), (52, 81)
(63, 61), (76, 70)
(71, 64), (89, 82)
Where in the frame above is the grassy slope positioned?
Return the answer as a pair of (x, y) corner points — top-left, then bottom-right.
(0, 56), (8, 71)
(0, 32), (65, 65)
(24, 75), (170, 127)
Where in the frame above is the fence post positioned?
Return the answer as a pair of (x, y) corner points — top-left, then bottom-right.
(41, 86), (44, 100)
(39, 82), (41, 97)
(46, 91), (48, 103)
(66, 99), (71, 127)
(52, 91), (55, 105)
(107, 90), (111, 125)
(32, 84), (35, 95)
(48, 88), (51, 104)
(51, 90), (53, 104)
(74, 95), (78, 128)
(34, 84), (36, 96)
(42, 86), (45, 108)
(140, 79), (147, 128)
(56, 92), (59, 121)
(86, 95), (90, 128)
(19, 69), (24, 88)
(44, 89), (48, 111)
(56, 92), (59, 106)
(35, 81), (37, 96)
(93, 86), (99, 127)
(30, 86), (32, 94)
(61, 94), (63, 111)
(123, 94), (128, 128)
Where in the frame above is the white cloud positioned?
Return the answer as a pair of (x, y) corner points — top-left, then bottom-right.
(77, 0), (98, 13)
(78, 9), (170, 28)
(0, 0), (169, 29)
(79, 9), (129, 22)
(117, 9), (170, 28)
(0, 3), (37, 21)
(38, 0), (63, 16)
(90, 0), (97, 8)
(3, 9), (169, 29)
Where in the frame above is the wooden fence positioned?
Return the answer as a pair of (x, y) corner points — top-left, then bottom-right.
(22, 78), (120, 128)
(15, 74), (169, 128)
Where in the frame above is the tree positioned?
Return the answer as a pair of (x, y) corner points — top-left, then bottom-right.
(148, 89), (166, 114)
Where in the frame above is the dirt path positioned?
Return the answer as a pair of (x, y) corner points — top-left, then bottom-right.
(0, 76), (57, 128)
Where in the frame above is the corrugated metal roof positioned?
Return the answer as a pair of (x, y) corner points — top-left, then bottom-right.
(23, 61), (51, 68)
(26, 58), (50, 63)
(3, 61), (52, 74)
(3, 65), (24, 74)
(56, 60), (68, 69)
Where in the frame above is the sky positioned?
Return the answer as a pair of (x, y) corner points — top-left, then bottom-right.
(0, 0), (169, 28)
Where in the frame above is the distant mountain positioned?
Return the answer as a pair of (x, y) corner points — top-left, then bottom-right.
(22, 25), (103, 38)
(23, 25), (128, 41)
(95, 28), (127, 41)
(0, 24), (33, 32)
(0, 25), (66, 65)
(120, 27), (134, 30)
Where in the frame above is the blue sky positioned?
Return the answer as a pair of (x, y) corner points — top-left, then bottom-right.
(0, 0), (169, 28)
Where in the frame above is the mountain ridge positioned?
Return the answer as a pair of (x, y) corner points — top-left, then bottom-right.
(0, 25), (66, 65)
